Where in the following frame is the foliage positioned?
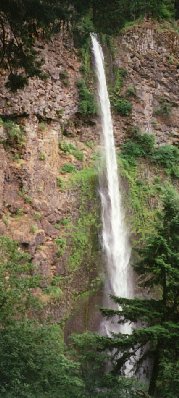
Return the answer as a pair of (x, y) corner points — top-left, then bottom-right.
(59, 141), (76, 153)
(126, 85), (137, 97)
(97, 189), (179, 396)
(151, 144), (179, 177)
(67, 167), (100, 272)
(118, 157), (158, 241)
(77, 79), (97, 116)
(3, 121), (25, 147)
(59, 70), (69, 86)
(59, 141), (84, 161)
(73, 148), (84, 161)
(112, 67), (128, 95)
(0, 0), (70, 89)
(71, 332), (145, 398)
(72, 12), (94, 47)
(56, 176), (65, 189)
(121, 132), (179, 177)
(19, 188), (32, 204)
(113, 98), (132, 116)
(110, 67), (130, 115)
(0, 236), (40, 325)
(60, 163), (77, 173)
(55, 237), (67, 257)
(39, 152), (45, 160)
(55, 218), (71, 230)
(0, 321), (84, 398)
(121, 133), (155, 161)
(30, 224), (38, 234)
(0, 1), (177, 89)
(154, 98), (173, 116)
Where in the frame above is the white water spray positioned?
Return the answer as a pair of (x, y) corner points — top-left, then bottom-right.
(91, 34), (133, 336)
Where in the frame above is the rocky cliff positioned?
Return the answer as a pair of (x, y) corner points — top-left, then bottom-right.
(0, 20), (178, 331)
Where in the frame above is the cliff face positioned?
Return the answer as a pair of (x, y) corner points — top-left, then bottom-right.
(113, 21), (179, 147)
(0, 21), (178, 330)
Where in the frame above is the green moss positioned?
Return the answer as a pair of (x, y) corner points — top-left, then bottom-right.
(66, 167), (100, 272)
(118, 157), (158, 242)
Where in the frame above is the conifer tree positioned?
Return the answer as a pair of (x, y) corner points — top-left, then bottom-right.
(73, 188), (179, 397)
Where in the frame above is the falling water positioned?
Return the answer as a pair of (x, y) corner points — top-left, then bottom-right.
(91, 34), (133, 336)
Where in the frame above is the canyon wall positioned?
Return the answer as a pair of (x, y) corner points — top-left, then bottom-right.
(0, 20), (178, 330)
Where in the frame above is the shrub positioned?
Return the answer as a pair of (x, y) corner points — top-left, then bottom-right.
(121, 133), (179, 178)
(59, 141), (84, 161)
(55, 218), (70, 229)
(38, 122), (47, 131)
(19, 189), (32, 204)
(154, 99), (173, 117)
(151, 145), (179, 177)
(121, 133), (155, 162)
(4, 121), (24, 147)
(56, 177), (65, 189)
(77, 79), (97, 116)
(60, 164), (77, 173)
(5, 73), (28, 91)
(72, 149), (84, 161)
(30, 225), (38, 234)
(126, 85), (136, 97)
(33, 212), (42, 221)
(39, 152), (46, 161)
(55, 237), (66, 257)
(122, 133), (155, 157)
(114, 98), (132, 116)
(59, 141), (76, 154)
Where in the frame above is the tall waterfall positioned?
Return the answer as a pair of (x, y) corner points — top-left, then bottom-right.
(91, 34), (133, 336)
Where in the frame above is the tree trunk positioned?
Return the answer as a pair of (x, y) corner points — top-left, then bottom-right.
(148, 345), (160, 396)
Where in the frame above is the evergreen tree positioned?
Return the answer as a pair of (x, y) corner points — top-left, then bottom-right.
(72, 188), (179, 397)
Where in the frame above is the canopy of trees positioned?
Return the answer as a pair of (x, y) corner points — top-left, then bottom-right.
(0, 0), (178, 89)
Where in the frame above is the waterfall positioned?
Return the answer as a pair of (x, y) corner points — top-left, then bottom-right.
(91, 34), (133, 336)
